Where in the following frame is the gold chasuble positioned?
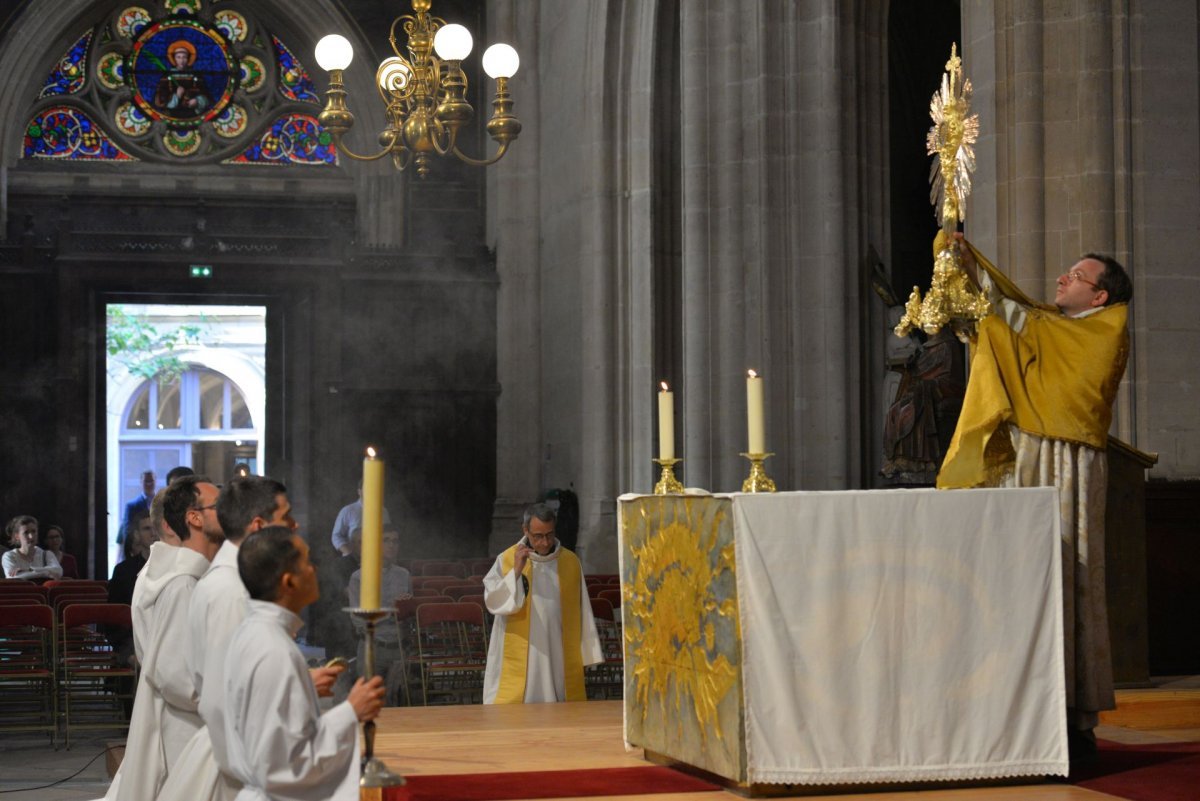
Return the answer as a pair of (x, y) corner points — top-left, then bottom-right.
(494, 544), (586, 703)
(937, 244), (1129, 489)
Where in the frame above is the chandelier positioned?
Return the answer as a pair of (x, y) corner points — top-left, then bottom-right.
(314, 0), (521, 178)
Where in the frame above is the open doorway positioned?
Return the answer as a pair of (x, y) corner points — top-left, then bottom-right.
(105, 303), (266, 570)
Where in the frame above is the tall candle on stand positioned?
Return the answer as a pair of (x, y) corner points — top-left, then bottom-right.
(746, 370), (765, 454)
(657, 382), (675, 460)
(360, 447), (384, 609)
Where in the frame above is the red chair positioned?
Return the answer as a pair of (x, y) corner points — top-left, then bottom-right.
(58, 603), (136, 748)
(411, 588), (443, 598)
(43, 579), (107, 590)
(457, 593), (492, 627)
(585, 598), (623, 699)
(442, 583), (481, 600)
(597, 588), (622, 610)
(0, 595), (47, 607)
(419, 577), (465, 595)
(411, 575), (454, 591)
(466, 558), (495, 576)
(0, 604), (57, 744)
(414, 602), (488, 705)
(0, 582), (48, 598)
(50, 586), (108, 624)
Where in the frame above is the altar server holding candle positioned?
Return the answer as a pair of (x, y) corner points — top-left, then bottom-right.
(158, 476), (341, 801)
(225, 526), (383, 801)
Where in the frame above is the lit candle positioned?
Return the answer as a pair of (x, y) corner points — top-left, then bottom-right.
(360, 446), (384, 610)
(746, 370), (765, 454)
(657, 382), (675, 460)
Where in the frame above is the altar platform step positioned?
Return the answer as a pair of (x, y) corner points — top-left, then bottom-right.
(370, 699), (1200, 801)
(1100, 676), (1200, 730)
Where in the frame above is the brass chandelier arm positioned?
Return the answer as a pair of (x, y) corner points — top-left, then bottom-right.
(329, 137), (394, 162)
(450, 141), (511, 167)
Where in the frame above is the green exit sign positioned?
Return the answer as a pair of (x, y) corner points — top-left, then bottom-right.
(190, 264), (213, 278)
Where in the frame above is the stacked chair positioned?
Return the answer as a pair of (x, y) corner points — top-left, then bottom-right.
(0, 599), (57, 743)
(412, 602), (488, 706)
(0, 579), (134, 747)
(58, 602), (136, 748)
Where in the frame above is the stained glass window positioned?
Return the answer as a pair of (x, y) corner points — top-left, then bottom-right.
(24, 106), (134, 160)
(39, 31), (93, 98)
(225, 114), (337, 166)
(23, 0), (335, 166)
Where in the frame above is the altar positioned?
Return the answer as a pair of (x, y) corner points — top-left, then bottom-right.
(617, 488), (1069, 790)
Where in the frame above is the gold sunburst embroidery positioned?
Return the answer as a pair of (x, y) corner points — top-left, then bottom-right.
(624, 500), (739, 742)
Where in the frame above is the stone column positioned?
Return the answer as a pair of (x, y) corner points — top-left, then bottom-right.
(487, 0), (543, 554)
(678, 1), (875, 492)
(962, 0), (1141, 442)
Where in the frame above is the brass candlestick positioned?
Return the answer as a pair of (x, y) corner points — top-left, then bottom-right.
(344, 607), (405, 792)
(740, 452), (777, 493)
(652, 458), (684, 495)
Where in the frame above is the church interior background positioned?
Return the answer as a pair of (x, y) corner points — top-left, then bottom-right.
(0, 0), (1197, 676)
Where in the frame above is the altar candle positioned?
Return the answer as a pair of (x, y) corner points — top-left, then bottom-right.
(657, 382), (675, 460)
(746, 370), (765, 454)
(360, 447), (384, 610)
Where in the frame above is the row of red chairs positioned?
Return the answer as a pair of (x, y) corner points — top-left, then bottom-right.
(396, 559), (495, 578)
(0, 583), (112, 621)
(384, 593), (624, 705)
(0, 601), (134, 748)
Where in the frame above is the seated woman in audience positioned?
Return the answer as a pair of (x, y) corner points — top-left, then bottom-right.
(2, 515), (63, 582)
(43, 525), (79, 579)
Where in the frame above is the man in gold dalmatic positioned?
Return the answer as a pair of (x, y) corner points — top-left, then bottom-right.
(938, 231), (1133, 757)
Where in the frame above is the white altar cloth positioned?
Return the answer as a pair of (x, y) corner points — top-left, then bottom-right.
(732, 487), (1068, 784)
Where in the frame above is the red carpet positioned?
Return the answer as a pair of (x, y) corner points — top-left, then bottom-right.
(383, 765), (721, 800)
(1070, 739), (1200, 801)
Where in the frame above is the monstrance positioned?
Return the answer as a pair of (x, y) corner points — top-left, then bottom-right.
(894, 44), (990, 340)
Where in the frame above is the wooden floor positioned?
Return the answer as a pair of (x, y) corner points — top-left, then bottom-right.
(370, 698), (1200, 801)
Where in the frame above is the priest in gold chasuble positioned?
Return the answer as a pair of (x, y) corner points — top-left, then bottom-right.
(483, 504), (602, 704)
(938, 233), (1132, 744)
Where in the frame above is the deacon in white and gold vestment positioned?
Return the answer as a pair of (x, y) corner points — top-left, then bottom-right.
(483, 504), (602, 703)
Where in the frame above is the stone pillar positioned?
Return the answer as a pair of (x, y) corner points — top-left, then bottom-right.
(678, 1), (876, 492)
(962, 0), (1143, 443)
(487, 0), (543, 555)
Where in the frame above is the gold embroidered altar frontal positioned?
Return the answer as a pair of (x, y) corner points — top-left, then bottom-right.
(618, 489), (1070, 788)
(619, 495), (746, 783)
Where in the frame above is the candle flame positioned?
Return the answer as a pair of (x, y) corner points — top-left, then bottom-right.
(366, 446), (377, 458)
(748, 369), (758, 378)
(660, 381), (669, 391)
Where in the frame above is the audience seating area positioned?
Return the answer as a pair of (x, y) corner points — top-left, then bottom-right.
(383, 563), (624, 706)
(1, 562), (626, 741)
(0, 578), (133, 749)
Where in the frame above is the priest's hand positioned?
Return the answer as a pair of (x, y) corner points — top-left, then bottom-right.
(953, 232), (981, 288)
(349, 676), (386, 722)
(309, 665), (343, 697)
(513, 541), (532, 576)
